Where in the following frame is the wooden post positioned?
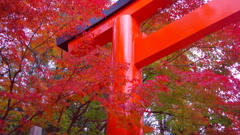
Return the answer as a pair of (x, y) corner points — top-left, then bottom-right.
(107, 15), (142, 135)
(30, 126), (42, 135)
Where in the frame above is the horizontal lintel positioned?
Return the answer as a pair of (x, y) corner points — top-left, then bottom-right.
(135, 0), (240, 68)
(68, 0), (174, 52)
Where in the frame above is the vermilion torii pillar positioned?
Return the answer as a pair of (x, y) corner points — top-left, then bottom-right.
(57, 0), (240, 134)
(108, 15), (143, 135)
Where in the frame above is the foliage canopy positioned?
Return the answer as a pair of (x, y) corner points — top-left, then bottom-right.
(0, 0), (239, 134)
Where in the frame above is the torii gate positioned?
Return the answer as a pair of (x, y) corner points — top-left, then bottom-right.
(57, 0), (240, 134)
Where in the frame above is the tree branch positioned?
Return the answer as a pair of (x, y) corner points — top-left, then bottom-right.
(67, 100), (91, 133)
(148, 111), (172, 116)
(8, 111), (43, 134)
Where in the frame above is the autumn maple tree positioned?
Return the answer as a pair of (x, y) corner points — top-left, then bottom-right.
(0, 0), (239, 134)
(138, 0), (240, 134)
(0, 0), (125, 134)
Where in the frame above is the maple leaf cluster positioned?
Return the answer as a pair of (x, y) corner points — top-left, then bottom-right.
(139, 0), (240, 134)
(0, 0), (239, 134)
(0, 0), (129, 134)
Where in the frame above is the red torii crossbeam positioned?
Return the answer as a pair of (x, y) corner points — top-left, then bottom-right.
(57, 0), (240, 134)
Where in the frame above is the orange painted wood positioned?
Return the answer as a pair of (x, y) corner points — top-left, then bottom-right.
(135, 0), (240, 68)
(68, 0), (173, 53)
(107, 15), (143, 135)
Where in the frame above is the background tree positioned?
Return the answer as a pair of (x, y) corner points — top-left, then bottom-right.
(0, 0), (128, 134)
(138, 0), (240, 134)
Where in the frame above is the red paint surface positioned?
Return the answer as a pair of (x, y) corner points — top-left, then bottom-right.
(135, 0), (240, 68)
(107, 15), (142, 135)
(68, 0), (173, 52)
